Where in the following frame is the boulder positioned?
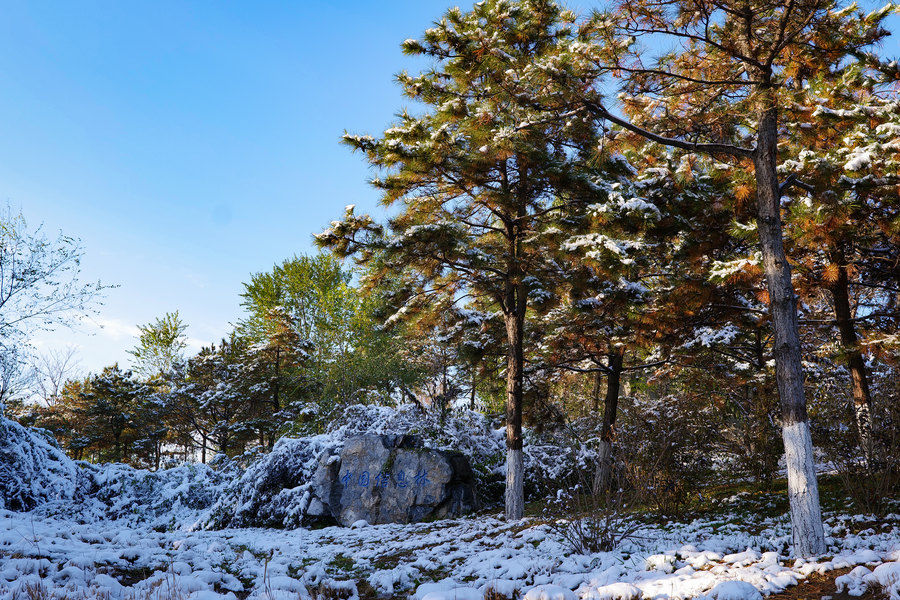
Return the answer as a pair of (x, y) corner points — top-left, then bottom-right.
(310, 434), (477, 525)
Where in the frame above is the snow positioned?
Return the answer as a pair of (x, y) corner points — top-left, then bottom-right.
(0, 404), (582, 531)
(0, 498), (898, 599)
(524, 584), (577, 600)
(707, 581), (762, 600)
(580, 582), (641, 600)
(835, 560), (900, 599)
(2, 412), (900, 599)
(0, 419), (82, 511)
(843, 149), (873, 171)
(423, 587), (484, 600)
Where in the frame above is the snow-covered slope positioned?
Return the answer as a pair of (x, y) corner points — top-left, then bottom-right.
(0, 404), (591, 531)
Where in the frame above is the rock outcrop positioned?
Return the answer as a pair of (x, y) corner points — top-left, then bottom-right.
(310, 434), (477, 525)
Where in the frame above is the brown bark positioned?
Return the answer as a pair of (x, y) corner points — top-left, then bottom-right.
(591, 368), (602, 413)
(502, 160), (527, 520)
(754, 100), (825, 557)
(593, 347), (624, 494)
(827, 246), (875, 465)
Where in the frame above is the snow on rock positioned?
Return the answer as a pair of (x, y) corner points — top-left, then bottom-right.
(2, 411), (900, 600)
(1, 404), (593, 531)
(203, 434), (339, 529)
(581, 582), (642, 600)
(706, 580), (762, 600)
(523, 584), (577, 600)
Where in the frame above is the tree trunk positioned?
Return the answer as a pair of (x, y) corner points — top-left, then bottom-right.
(501, 159), (527, 521)
(590, 366), (602, 413)
(828, 247), (875, 466)
(504, 305), (525, 520)
(201, 433), (207, 464)
(754, 103), (826, 558)
(470, 368), (477, 410)
(593, 348), (624, 494)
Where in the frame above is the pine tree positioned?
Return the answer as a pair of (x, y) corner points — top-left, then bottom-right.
(81, 365), (143, 463)
(543, 0), (897, 556)
(318, 0), (607, 519)
(780, 65), (899, 467)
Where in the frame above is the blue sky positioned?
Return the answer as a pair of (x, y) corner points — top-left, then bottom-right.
(0, 1), (466, 373)
(1, 1), (896, 376)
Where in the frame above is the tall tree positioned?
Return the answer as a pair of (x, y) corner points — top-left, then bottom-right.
(782, 71), (899, 466)
(239, 254), (410, 410)
(318, 0), (606, 519)
(543, 0), (896, 556)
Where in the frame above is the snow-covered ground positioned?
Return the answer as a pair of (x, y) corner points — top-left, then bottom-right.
(2, 501), (898, 600)
(2, 408), (899, 599)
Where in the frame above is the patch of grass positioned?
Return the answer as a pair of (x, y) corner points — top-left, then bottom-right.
(113, 565), (158, 587)
(328, 552), (356, 573)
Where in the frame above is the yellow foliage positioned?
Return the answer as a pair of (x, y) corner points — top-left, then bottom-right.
(734, 184), (754, 202)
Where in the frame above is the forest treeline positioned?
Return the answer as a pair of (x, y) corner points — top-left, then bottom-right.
(2, 0), (898, 558)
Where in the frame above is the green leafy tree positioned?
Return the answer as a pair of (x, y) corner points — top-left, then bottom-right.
(129, 311), (189, 378)
(239, 254), (416, 414)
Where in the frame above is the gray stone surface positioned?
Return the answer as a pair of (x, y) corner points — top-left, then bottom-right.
(309, 434), (477, 526)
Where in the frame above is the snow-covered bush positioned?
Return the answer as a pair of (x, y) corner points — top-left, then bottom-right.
(204, 434), (341, 529)
(0, 417), (85, 511)
(0, 414), (226, 529)
(81, 461), (225, 529)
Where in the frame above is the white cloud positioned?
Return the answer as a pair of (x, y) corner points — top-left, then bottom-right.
(87, 317), (141, 340)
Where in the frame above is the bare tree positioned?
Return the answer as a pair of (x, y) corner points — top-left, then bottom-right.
(30, 346), (81, 406)
(0, 206), (109, 342)
(0, 205), (110, 416)
(0, 343), (31, 417)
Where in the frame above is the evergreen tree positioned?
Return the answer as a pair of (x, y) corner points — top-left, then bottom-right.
(318, 0), (607, 519)
(780, 68), (899, 466)
(80, 365), (143, 463)
(544, 0), (896, 556)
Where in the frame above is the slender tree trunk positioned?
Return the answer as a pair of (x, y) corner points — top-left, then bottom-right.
(273, 348), (281, 411)
(470, 368), (477, 411)
(593, 348), (624, 494)
(114, 432), (122, 462)
(503, 304), (525, 520)
(828, 247), (875, 466)
(201, 433), (207, 464)
(501, 160), (526, 521)
(754, 102), (825, 558)
(590, 366), (602, 413)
